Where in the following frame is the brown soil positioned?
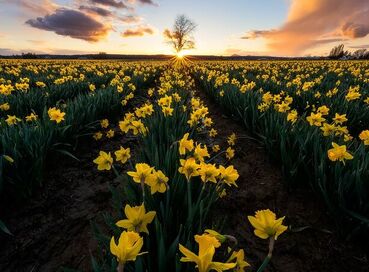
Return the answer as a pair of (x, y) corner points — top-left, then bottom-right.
(0, 133), (135, 271)
(197, 89), (369, 272)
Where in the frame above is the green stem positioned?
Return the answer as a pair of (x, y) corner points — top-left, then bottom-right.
(194, 183), (205, 208)
(117, 262), (124, 272)
(187, 179), (193, 223)
(206, 150), (226, 163)
(165, 186), (170, 224)
(112, 164), (120, 177)
(257, 256), (271, 272)
(257, 237), (275, 272)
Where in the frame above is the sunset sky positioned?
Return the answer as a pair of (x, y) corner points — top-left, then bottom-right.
(1, 0), (369, 56)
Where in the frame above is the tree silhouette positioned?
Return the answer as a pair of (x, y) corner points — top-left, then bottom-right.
(328, 44), (347, 59)
(163, 15), (196, 54)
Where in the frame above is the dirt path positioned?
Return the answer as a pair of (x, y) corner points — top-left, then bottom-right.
(196, 87), (369, 272)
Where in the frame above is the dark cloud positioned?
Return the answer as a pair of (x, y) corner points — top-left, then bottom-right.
(25, 8), (110, 42)
(241, 30), (275, 39)
(341, 22), (369, 39)
(79, 5), (113, 16)
(121, 26), (154, 37)
(340, 9), (369, 39)
(126, 0), (157, 5)
(79, 5), (141, 24)
(138, 0), (155, 4)
(89, 0), (127, 9)
(313, 38), (347, 45)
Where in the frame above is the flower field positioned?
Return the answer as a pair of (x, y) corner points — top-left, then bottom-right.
(194, 60), (369, 235)
(0, 59), (368, 271)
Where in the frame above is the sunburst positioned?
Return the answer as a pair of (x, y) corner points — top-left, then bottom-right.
(170, 50), (193, 69)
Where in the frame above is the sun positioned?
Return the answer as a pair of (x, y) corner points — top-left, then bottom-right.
(175, 51), (185, 59)
(170, 50), (192, 69)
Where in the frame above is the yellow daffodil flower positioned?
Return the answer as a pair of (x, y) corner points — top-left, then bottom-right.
(219, 165), (239, 187)
(127, 163), (154, 184)
(359, 130), (369, 145)
(227, 133), (237, 146)
(179, 133), (194, 155)
(198, 163), (219, 183)
(100, 119), (109, 128)
(5, 115), (21, 126)
(116, 203), (156, 234)
(93, 131), (103, 140)
(226, 249), (250, 272)
(48, 107), (65, 123)
(179, 234), (236, 272)
(327, 142), (353, 163)
(25, 112), (38, 122)
(115, 146), (131, 164)
(93, 151), (113, 171)
(146, 169), (169, 194)
(110, 231), (144, 267)
(178, 157), (200, 181)
(194, 144), (210, 162)
(248, 209), (287, 240)
(226, 147), (235, 160)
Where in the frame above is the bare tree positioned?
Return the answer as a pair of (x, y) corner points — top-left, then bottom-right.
(163, 15), (196, 54)
(328, 44), (348, 59)
(352, 49), (369, 59)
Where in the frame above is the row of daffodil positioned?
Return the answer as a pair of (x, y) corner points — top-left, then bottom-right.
(0, 60), (161, 199)
(92, 67), (287, 272)
(0, 59), (161, 122)
(193, 60), (369, 237)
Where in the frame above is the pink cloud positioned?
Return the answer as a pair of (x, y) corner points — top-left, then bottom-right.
(242, 0), (369, 55)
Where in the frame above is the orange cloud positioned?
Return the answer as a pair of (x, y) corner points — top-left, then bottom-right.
(121, 26), (154, 37)
(242, 0), (369, 55)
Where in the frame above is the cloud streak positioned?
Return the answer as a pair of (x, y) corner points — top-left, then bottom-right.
(79, 5), (113, 17)
(121, 25), (154, 37)
(119, 15), (142, 24)
(26, 8), (110, 42)
(242, 0), (369, 55)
